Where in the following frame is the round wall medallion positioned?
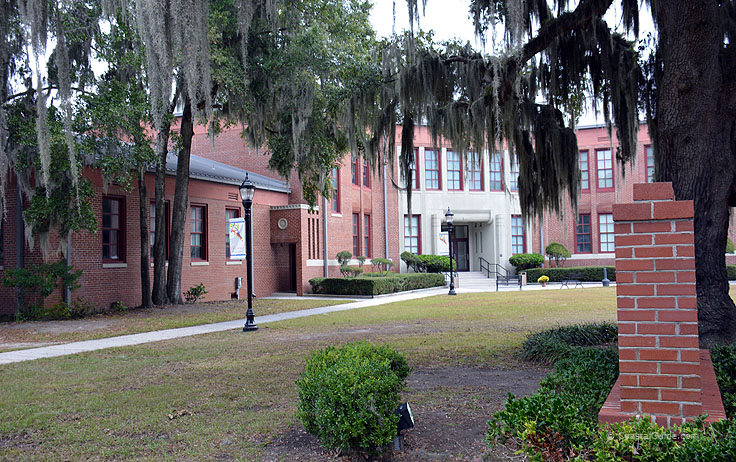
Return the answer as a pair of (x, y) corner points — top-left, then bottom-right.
(277, 218), (288, 230)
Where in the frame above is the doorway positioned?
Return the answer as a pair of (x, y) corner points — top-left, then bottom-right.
(452, 225), (470, 271)
(288, 244), (297, 292)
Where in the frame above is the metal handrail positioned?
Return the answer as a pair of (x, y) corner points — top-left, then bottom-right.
(479, 257), (521, 291)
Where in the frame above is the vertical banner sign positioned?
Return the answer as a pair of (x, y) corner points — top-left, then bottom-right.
(438, 231), (449, 256)
(228, 217), (246, 260)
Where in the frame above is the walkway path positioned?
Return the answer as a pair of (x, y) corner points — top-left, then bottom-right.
(0, 282), (611, 365)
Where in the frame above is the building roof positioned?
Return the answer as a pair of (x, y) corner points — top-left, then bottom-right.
(165, 153), (291, 194)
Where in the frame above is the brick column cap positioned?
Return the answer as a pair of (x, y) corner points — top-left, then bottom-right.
(633, 183), (675, 202)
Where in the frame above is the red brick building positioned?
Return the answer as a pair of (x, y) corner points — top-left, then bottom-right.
(0, 123), (400, 315)
(528, 123), (736, 267)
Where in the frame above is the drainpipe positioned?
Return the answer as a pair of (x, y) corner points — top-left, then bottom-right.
(16, 188), (24, 311)
(65, 231), (72, 303)
(322, 195), (328, 277)
(540, 215), (545, 269)
(383, 163), (389, 258)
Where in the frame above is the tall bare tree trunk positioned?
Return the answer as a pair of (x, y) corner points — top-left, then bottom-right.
(138, 173), (152, 308)
(654, 0), (736, 346)
(152, 119), (171, 306)
(166, 96), (193, 304)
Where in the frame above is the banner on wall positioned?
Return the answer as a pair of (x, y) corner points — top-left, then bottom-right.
(228, 218), (246, 260)
(438, 231), (449, 256)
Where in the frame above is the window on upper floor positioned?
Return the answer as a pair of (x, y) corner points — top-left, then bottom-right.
(597, 149), (614, 190)
(190, 205), (207, 260)
(489, 152), (503, 191)
(509, 158), (519, 192)
(576, 214), (592, 253)
(511, 215), (525, 254)
(447, 150), (463, 190)
(579, 150), (589, 191)
(351, 158), (359, 186)
(363, 162), (370, 188)
(599, 213), (615, 253)
(102, 196), (125, 262)
(331, 167), (340, 212)
(424, 149), (441, 190)
(352, 213), (361, 256)
(404, 214), (421, 254)
(646, 146), (655, 183)
(408, 148), (419, 189)
(469, 152), (483, 191)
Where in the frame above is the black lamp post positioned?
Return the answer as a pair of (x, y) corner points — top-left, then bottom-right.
(240, 173), (258, 332)
(445, 207), (456, 295)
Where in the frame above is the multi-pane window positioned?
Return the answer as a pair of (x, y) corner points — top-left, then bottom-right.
(469, 152), (483, 191)
(225, 208), (240, 258)
(331, 167), (340, 212)
(447, 150), (463, 190)
(351, 159), (359, 185)
(489, 152), (503, 191)
(599, 213), (615, 253)
(576, 214), (592, 253)
(363, 214), (371, 257)
(409, 149), (419, 189)
(509, 158), (519, 192)
(646, 146), (655, 183)
(352, 213), (360, 256)
(425, 149), (441, 190)
(404, 215), (421, 254)
(102, 197), (124, 261)
(579, 150), (589, 191)
(597, 149), (614, 190)
(190, 205), (207, 260)
(363, 162), (371, 188)
(511, 215), (525, 254)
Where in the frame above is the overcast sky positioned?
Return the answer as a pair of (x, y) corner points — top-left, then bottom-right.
(369, 0), (656, 125)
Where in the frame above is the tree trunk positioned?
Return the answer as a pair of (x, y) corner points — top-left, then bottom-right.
(166, 96), (193, 304)
(654, 1), (736, 346)
(152, 118), (171, 306)
(138, 173), (152, 308)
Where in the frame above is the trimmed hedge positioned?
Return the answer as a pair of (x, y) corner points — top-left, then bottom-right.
(525, 266), (616, 282)
(728, 265), (736, 280)
(309, 273), (445, 295)
(508, 253), (544, 271)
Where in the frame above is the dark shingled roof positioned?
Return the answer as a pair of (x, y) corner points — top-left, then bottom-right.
(165, 153), (290, 194)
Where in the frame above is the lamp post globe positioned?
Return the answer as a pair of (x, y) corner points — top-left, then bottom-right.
(240, 173), (258, 332)
(445, 207), (456, 296)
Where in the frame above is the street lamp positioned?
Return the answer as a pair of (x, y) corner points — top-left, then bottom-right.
(239, 173), (258, 332)
(445, 207), (456, 295)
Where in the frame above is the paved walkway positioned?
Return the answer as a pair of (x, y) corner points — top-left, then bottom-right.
(0, 282), (612, 365)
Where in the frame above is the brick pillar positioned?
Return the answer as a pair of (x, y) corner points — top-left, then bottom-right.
(598, 182), (726, 427)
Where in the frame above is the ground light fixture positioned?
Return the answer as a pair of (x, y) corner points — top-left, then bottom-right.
(240, 173), (258, 332)
(445, 207), (456, 295)
(393, 402), (414, 450)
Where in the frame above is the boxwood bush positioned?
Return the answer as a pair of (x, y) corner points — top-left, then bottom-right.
(508, 253), (544, 271)
(489, 325), (736, 461)
(525, 266), (616, 282)
(400, 252), (455, 273)
(296, 341), (410, 454)
(309, 273), (445, 295)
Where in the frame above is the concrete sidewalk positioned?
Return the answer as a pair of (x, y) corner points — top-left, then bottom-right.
(0, 282), (611, 365)
(0, 287), (446, 365)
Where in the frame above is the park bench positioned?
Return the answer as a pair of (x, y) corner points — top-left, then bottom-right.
(560, 272), (584, 289)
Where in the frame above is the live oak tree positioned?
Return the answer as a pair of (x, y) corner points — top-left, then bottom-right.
(354, 0), (735, 346)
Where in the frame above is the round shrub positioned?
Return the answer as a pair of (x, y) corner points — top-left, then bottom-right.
(545, 242), (571, 267)
(296, 341), (411, 454)
(508, 252), (544, 271)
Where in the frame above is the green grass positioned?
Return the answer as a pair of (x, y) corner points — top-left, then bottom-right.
(0, 298), (348, 347)
(0, 288), (617, 461)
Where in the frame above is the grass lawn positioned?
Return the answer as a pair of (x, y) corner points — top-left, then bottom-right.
(0, 298), (349, 349)
(0, 288), (618, 461)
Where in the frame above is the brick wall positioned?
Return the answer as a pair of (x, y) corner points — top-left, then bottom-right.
(599, 182), (726, 427)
